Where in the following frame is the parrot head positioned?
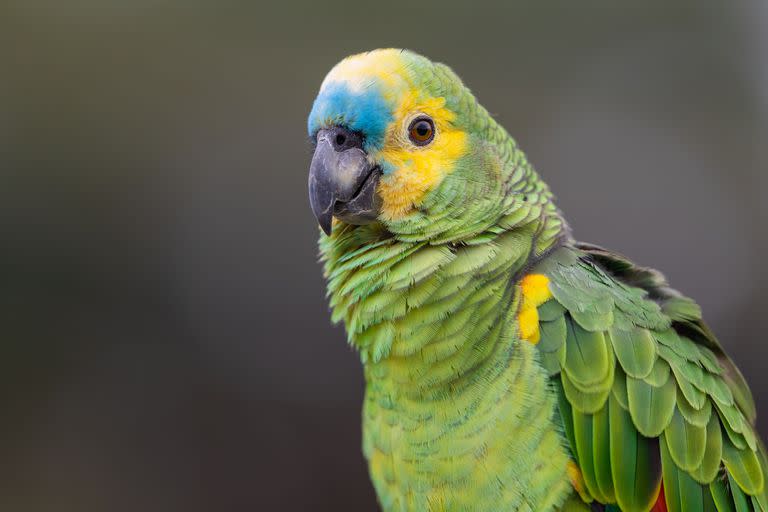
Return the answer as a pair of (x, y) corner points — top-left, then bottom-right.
(307, 49), (543, 241)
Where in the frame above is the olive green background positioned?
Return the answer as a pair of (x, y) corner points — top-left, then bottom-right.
(2, 2), (767, 510)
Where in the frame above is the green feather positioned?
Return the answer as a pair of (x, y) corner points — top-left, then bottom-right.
(564, 318), (613, 391)
(556, 379), (581, 466)
(667, 357), (708, 410)
(722, 438), (764, 496)
(729, 471), (753, 512)
(703, 484), (721, 512)
(655, 328), (699, 361)
(626, 373), (676, 437)
(756, 442), (768, 510)
(715, 401), (752, 444)
(711, 476), (737, 512)
(609, 394), (661, 512)
(573, 408), (607, 503)
(680, 469), (706, 511)
(538, 316), (567, 375)
(571, 305), (615, 333)
(538, 298), (566, 321)
(560, 371), (611, 414)
(645, 357), (672, 387)
(562, 370), (611, 414)
(661, 434), (707, 512)
(690, 413), (724, 484)
(703, 371), (736, 408)
(610, 325), (657, 379)
(611, 366), (629, 409)
(662, 295), (702, 322)
(661, 434), (682, 512)
(665, 407), (707, 472)
(592, 405), (615, 503)
(718, 407), (750, 451)
(677, 387), (713, 428)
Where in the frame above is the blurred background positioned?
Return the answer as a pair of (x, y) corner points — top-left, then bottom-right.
(2, 2), (767, 510)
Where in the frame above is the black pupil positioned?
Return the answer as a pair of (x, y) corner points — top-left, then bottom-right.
(415, 122), (430, 137)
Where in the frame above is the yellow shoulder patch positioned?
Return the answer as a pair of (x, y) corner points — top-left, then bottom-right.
(517, 274), (553, 344)
(567, 460), (592, 503)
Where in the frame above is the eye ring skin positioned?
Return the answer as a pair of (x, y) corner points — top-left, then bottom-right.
(407, 116), (435, 146)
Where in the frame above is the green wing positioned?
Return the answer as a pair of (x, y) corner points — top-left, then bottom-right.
(533, 243), (767, 512)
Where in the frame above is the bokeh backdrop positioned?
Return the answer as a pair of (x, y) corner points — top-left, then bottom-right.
(3, 2), (767, 511)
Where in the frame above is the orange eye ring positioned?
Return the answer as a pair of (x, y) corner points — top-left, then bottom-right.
(408, 116), (435, 146)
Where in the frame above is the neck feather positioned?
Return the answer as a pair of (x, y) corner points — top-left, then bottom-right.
(320, 198), (564, 386)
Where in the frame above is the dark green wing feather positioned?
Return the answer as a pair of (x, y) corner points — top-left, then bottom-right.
(532, 244), (766, 512)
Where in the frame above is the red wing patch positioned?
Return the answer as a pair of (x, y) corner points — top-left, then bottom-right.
(650, 481), (668, 512)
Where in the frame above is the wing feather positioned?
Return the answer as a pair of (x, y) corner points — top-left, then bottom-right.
(532, 245), (765, 512)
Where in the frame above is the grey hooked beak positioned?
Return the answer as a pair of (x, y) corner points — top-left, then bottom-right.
(308, 126), (382, 235)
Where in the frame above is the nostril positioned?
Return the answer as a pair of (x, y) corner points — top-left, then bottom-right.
(325, 127), (362, 151)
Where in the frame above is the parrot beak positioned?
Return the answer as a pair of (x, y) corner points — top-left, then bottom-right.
(308, 127), (382, 235)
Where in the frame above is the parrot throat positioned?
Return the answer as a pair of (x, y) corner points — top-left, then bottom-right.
(319, 205), (574, 510)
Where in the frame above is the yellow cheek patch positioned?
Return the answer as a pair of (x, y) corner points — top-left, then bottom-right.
(376, 90), (468, 220)
(518, 274), (553, 344)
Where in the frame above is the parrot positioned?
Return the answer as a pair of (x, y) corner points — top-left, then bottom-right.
(306, 48), (766, 512)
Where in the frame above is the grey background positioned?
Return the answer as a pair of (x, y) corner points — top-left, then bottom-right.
(2, 2), (766, 511)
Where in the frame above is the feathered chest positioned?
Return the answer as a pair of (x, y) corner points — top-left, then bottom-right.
(319, 226), (574, 511)
(321, 227), (538, 367)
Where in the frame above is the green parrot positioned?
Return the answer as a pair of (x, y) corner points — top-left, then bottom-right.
(306, 49), (765, 512)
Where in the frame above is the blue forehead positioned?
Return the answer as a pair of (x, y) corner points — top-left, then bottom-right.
(307, 82), (392, 150)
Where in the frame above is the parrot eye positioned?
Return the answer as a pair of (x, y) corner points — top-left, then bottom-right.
(408, 116), (435, 146)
